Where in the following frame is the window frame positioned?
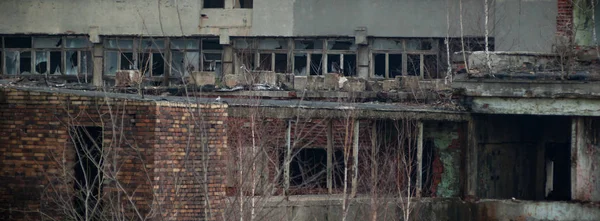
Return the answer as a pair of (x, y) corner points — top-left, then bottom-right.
(1, 36), (91, 77)
(370, 38), (440, 79)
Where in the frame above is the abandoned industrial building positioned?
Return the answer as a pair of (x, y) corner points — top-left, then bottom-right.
(2, 0), (600, 220)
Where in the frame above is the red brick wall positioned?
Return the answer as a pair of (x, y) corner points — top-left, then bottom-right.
(0, 88), (227, 221)
(557, 0), (573, 37)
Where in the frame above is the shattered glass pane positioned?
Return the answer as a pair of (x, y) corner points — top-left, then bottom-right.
(138, 53), (151, 75)
(170, 39), (199, 50)
(202, 39), (222, 50)
(258, 39), (288, 50)
(424, 55), (438, 79)
(50, 51), (62, 74)
(33, 37), (62, 48)
(66, 38), (90, 48)
(104, 39), (133, 49)
(35, 51), (48, 74)
(327, 40), (356, 50)
(233, 39), (252, 49)
(185, 52), (200, 74)
(104, 51), (118, 75)
(20, 51), (31, 74)
(141, 39), (165, 50)
(294, 53), (307, 75)
(5, 51), (18, 75)
(294, 40), (323, 50)
(5, 37), (32, 48)
(81, 51), (92, 75)
(171, 51), (184, 77)
(327, 54), (341, 73)
(203, 53), (221, 71)
(372, 39), (403, 50)
(66, 51), (78, 75)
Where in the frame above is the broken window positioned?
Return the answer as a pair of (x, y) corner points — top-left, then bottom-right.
(258, 53), (272, 71)
(389, 54), (402, 78)
(203, 0), (224, 8)
(170, 39), (199, 77)
(234, 0), (253, 8)
(203, 53), (221, 73)
(34, 51), (48, 74)
(326, 39), (357, 76)
(104, 38), (169, 77)
(407, 54), (420, 76)
(371, 38), (440, 79)
(5, 37), (32, 48)
(5, 51), (18, 75)
(275, 53), (288, 73)
(104, 51), (118, 75)
(294, 53), (307, 76)
(237, 52), (255, 72)
(309, 54), (323, 75)
(373, 54), (386, 78)
(288, 148), (343, 191)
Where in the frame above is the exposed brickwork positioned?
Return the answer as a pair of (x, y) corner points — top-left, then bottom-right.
(557, 0), (573, 37)
(0, 88), (227, 221)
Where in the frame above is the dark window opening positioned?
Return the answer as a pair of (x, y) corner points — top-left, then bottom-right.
(238, 52), (255, 71)
(120, 53), (134, 70)
(138, 53), (150, 75)
(71, 126), (103, 220)
(545, 143), (571, 201)
(203, 53), (221, 72)
(202, 39), (223, 50)
(5, 37), (32, 48)
(421, 139), (436, 197)
(294, 54), (307, 75)
(288, 148), (344, 191)
(235, 0), (253, 8)
(421, 41), (433, 50)
(373, 54), (385, 77)
(50, 51), (62, 75)
(204, 0), (224, 8)
(343, 54), (356, 76)
(151, 53), (165, 76)
(327, 54), (341, 74)
(309, 54), (322, 75)
(274, 53), (287, 73)
(258, 53), (272, 71)
(424, 55), (438, 79)
(407, 54), (420, 76)
(389, 54), (402, 78)
(20, 52), (31, 74)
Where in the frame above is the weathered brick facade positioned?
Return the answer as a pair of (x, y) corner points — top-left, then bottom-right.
(557, 0), (573, 37)
(0, 88), (227, 221)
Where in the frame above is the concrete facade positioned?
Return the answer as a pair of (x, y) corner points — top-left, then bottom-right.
(0, 0), (555, 52)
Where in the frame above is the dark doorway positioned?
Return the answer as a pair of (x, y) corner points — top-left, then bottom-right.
(70, 126), (103, 220)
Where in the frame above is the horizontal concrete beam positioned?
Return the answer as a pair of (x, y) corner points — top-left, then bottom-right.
(469, 97), (600, 116)
(453, 80), (600, 98)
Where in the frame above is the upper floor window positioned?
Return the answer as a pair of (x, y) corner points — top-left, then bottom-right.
(204, 0), (224, 8)
(1, 36), (92, 77)
(371, 38), (439, 79)
(234, 0), (253, 8)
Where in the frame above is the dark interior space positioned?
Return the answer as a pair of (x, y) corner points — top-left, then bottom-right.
(274, 53), (287, 73)
(309, 54), (322, 75)
(389, 54), (402, 78)
(50, 51), (61, 74)
(20, 51), (31, 74)
(204, 0), (224, 8)
(152, 53), (165, 76)
(288, 148), (344, 190)
(343, 54), (356, 76)
(373, 53), (385, 77)
(70, 126), (103, 220)
(475, 115), (571, 201)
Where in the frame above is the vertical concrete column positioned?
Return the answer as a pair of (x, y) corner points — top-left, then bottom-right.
(351, 120), (359, 198)
(357, 46), (369, 79)
(416, 121), (424, 197)
(327, 120), (333, 194)
(571, 117), (600, 202)
(284, 119), (292, 194)
(355, 27), (369, 79)
(466, 118), (478, 197)
(92, 43), (104, 87)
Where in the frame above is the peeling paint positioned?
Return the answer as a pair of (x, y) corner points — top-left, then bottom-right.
(426, 121), (462, 198)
